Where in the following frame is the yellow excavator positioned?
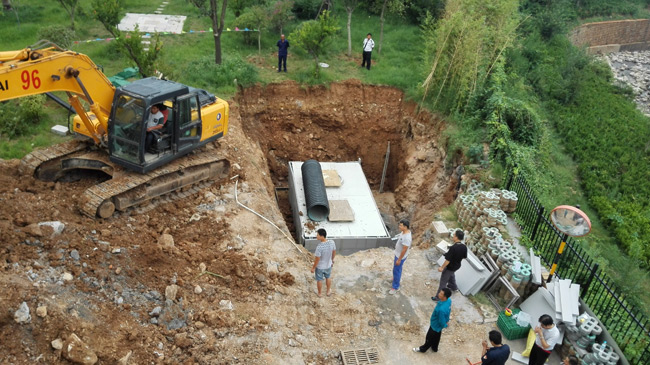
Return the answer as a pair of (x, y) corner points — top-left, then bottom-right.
(0, 41), (230, 218)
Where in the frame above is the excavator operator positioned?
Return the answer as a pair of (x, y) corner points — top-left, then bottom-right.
(145, 104), (165, 152)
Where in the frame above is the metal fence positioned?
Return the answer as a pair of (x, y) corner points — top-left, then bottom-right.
(504, 171), (650, 364)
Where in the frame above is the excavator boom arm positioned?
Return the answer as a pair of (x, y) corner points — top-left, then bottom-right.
(0, 45), (116, 143)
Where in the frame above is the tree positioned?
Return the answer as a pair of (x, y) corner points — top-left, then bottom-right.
(55, 0), (79, 30)
(290, 10), (339, 77)
(229, 0), (266, 17)
(269, 0), (295, 34)
(235, 5), (268, 53)
(92, 0), (163, 77)
(376, 0), (406, 55)
(342, 0), (358, 57)
(188, 0), (228, 65)
(421, 0), (520, 113)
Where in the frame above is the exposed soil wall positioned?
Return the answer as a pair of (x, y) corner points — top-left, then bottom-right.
(236, 80), (457, 240)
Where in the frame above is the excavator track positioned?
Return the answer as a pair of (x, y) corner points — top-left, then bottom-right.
(81, 152), (230, 218)
(20, 141), (230, 219)
(19, 140), (89, 178)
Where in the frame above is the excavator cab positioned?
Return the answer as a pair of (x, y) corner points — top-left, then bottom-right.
(108, 77), (225, 174)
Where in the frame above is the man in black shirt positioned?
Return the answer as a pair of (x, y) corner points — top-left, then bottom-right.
(433, 229), (467, 301)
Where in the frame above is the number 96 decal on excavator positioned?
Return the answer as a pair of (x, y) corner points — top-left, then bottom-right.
(0, 70), (41, 92)
(21, 70), (41, 89)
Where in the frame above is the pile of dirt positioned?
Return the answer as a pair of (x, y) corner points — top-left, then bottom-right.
(0, 81), (488, 365)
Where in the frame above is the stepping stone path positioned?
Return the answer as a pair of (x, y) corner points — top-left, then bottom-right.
(117, 1), (186, 49)
(149, 1), (167, 46)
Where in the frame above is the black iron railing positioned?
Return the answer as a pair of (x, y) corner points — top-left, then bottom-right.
(504, 171), (650, 364)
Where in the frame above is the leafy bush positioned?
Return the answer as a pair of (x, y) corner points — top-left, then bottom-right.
(467, 144), (483, 164)
(184, 56), (259, 90)
(404, 0), (446, 23)
(37, 25), (76, 49)
(293, 0), (320, 19)
(0, 95), (48, 138)
(576, 0), (639, 18)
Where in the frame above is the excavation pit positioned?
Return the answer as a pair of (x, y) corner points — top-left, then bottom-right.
(238, 80), (457, 249)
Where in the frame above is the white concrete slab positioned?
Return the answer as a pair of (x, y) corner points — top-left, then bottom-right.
(436, 239), (451, 253)
(118, 13), (187, 34)
(570, 284), (580, 318)
(512, 352), (528, 364)
(453, 251), (490, 295)
(521, 287), (556, 328)
(560, 279), (574, 323)
(530, 248), (542, 285)
(51, 125), (68, 136)
(436, 242), (489, 295)
(432, 221), (449, 235)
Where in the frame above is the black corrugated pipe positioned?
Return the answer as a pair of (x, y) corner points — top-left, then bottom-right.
(301, 160), (329, 221)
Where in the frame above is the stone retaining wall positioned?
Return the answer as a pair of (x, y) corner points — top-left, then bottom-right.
(570, 19), (650, 54)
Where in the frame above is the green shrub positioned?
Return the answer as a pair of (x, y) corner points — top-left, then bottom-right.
(577, 0), (639, 18)
(293, 0), (320, 19)
(184, 56), (259, 90)
(0, 95), (48, 138)
(467, 144), (483, 164)
(37, 25), (76, 49)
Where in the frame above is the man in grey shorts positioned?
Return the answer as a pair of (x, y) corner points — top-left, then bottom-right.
(311, 228), (336, 297)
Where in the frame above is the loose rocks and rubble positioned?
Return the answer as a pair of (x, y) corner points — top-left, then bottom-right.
(606, 51), (650, 115)
(0, 81), (500, 364)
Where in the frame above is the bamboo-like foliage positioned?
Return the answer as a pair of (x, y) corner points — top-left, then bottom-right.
(421, 0), (520, 113)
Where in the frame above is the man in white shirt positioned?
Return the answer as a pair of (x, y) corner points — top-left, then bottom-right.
(361, 33), (375, 70)
(528, 314), (561, 365)
(389, 219), (411, 294)
(311, 228), (336, 297)
(145, 104), (165, 152)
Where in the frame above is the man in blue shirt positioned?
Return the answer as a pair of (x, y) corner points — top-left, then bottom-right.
(480, 330), (510, 365)
(277, 34), (289, 72)
(413, 288), (452, 353)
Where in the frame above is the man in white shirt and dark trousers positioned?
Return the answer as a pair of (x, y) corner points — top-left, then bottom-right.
(389, 219), (412, 294)
(528, 314), (561, 365)
(361, 33), (375, 70)
(311, 228), (336, 297)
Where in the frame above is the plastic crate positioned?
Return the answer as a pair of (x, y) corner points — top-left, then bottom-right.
(497, 309), (531, 340)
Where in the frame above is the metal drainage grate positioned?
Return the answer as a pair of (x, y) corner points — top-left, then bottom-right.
(341, 347), (379, 365)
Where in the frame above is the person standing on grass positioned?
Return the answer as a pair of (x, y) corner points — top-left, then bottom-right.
(389, 219), (411, 295)
(277, 34), (289, 72)
(413, 288), (452, 354)
(361, 33), (374, 70)
(528, 314), (561, 365)
(311, 228), (336, 297)
(434, 229), (467, 301)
